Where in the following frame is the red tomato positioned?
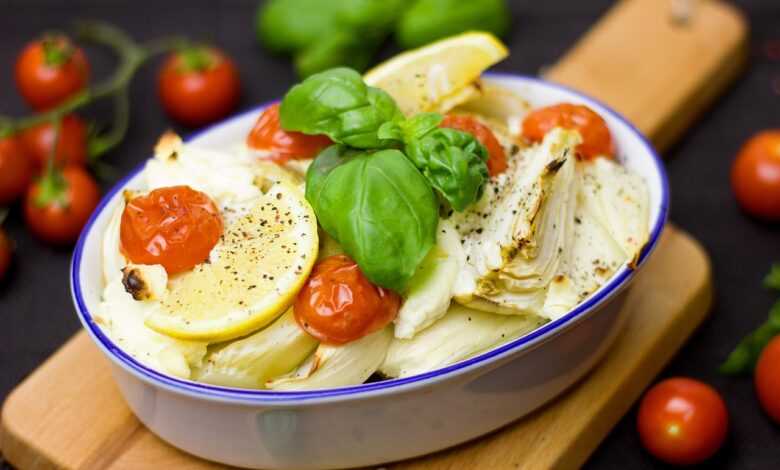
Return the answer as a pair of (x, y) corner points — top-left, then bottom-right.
(246, 103), (332, 163)
(755, 335), (780, 423)
(294, 255), (400, 344)
(120, 186), (223, 275)
(521, 103), (615, 160)
(440, 114), (507, 176)
(24, 166), (100, 245)
(731, 130), (780, 221)
(20, 115), (88, 171)
(0, 228), (11, 282)
(158, 47), (241, 127)
(15, 35), (89, 111)
(637, 378), (729, 465)
(0, 135), (33, 205)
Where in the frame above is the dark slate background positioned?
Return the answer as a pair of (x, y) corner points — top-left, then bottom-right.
(0, 1), (778, 468)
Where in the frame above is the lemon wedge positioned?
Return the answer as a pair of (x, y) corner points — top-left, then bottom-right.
(145, 183), (318, 342)
(363, 32), (508, 115)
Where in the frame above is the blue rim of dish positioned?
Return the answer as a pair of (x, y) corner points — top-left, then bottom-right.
(70, 73), (670, 403)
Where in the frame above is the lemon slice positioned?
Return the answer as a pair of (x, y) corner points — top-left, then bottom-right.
(363, 32), (508, 115)
(145, 183), (318, 342)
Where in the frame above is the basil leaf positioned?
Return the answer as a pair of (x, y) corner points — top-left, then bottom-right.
(720, 300), (780, 375)
(306, 145), (438, 291)
(377, 113), (443, 143)
(280, 68), (404, 148)
(405, 127), (489, 211)
(764, 263), (780, 291)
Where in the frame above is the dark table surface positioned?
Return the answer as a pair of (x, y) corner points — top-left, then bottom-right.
(1, 0), (778, 468)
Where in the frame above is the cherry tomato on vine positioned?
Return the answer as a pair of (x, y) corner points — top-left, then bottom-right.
(120, 186), (223, 275)
(755, 335), (780, 423)
(20, 115), (88, 171)
(15, 35), (90, 111)
(731, 130), (780, 221)
(24, 166), (100, 245)
(441, 114), (507, 176)
(0, 228), (12, 282)
(246, 103), (332, 163)
(522, 103), (614, 160)
(294, 255), (400, 344)
(158, 47), (241, 127)
(637, 378), (728, 466)
(0, 135), (33, 205)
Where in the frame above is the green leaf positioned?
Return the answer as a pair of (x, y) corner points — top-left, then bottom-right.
(404, 128), (488, 211)
(764, 263), (780, 291)
(401, 113), (443, 140)
(720, 303), (780, 375)
(306, 145), (438, 291)
(294, 33), (377, 78)
(256, 0), (341, 54)
(396, 0), (511, 49)
(280, 68), (404, 148)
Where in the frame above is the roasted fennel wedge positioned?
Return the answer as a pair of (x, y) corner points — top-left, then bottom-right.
(266, 327), (392, 390)
(394, 220), (463, 339)
(380, 304), (547, 378)
(195, 309), (317, 389)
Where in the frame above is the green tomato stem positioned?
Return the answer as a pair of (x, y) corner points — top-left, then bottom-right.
(42, 35), (73, 67)
(0, 21), (189, 160)
(36, 117), (69, 209)
(178, 46), (214, 72)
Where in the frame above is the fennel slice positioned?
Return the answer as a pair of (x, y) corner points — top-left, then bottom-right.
(266, 327), (392, 390)
(380, 304), (547, 378)
(195, 309), (317, 389)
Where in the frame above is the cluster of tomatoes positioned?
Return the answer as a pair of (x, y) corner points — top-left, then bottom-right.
(0, 35), (101, 280)
(0, 33), (242, 282)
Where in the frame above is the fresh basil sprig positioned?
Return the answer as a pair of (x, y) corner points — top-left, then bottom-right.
(720, 265), (780, 375)
(283, 66), (490, 291)
(306, 145), (438, 291)
(280, 67), (404, 148)
(405, 127), (488, 211)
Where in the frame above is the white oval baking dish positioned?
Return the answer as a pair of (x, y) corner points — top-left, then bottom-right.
(71, 73), (669, 470)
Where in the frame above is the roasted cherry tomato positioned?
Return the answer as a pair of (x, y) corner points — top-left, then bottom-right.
(158, 47), (241, 127)
(522, 103), (614, 160)
(637, 378), (729, 466)
(731, 130), (780, 221)
(15, 35), (90, 111)
(120, 186), (223, 274)
(24, 166), (100, 245)
(246, 103), (332, 163)
(440, 114), (507, 176)
(294, 255), (400, 344)
(20, 115), (88, 171)
(0, 228), (12, 282)
(0, 135), (33, 205)
(755, 335), (780, 423)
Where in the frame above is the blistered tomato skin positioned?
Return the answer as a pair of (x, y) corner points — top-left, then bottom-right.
(441, 114), (507, 176)
(247, 103), (332, 164)
(522, 103), (614, 160)
(294, 255), (400, 344)
(120, 186), (223, 275)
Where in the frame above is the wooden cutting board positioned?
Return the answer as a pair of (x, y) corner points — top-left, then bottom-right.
(0, 0), (747, 469)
